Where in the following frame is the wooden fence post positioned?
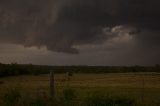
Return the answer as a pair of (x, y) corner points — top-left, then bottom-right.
(50, 70), (55, 98)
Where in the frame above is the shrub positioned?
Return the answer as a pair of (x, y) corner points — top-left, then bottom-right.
(114, 96), (135, 106)
(63, 88), (76, 101)
(85, 94), (135, 106)
(4, 88), (21, 106)
(30, 97), (46, 106)
(68, 72), (73, 77)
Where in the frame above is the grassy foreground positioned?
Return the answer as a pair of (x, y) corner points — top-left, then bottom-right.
(0, 73), (160, 106)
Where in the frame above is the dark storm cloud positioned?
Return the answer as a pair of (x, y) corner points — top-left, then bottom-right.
(0, 0), (160, 54)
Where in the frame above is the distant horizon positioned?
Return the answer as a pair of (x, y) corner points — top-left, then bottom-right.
(0, 62), (159, 67)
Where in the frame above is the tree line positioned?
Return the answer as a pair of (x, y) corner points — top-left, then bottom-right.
(0, 63), (160, 78)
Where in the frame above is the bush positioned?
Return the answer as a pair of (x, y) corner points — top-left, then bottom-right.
(114, 96), (135, 106)
(30, 97), (46, 106)
(85, 94), (135, 106)
(4, 88), (21, 106)
(68, 72), (73, 77)
(63, 88), (76, 101)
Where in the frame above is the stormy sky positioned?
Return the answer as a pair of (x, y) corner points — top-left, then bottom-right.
(0, 0), (160, 65)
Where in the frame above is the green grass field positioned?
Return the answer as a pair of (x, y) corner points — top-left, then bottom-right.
(0, 73), (160, 106)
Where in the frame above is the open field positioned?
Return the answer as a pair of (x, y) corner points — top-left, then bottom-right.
(0, 72), (160, 106)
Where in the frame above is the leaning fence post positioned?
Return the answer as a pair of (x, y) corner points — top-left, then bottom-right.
(50, 70), (55, 98)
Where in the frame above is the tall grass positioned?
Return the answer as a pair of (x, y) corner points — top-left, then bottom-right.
(3, 88), (21, 106)
(2, 88), (136, 106)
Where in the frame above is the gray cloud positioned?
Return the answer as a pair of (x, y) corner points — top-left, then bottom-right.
(0, 0), (160, 55)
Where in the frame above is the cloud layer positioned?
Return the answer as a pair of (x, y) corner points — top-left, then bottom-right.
(0, 0), (160, 55)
